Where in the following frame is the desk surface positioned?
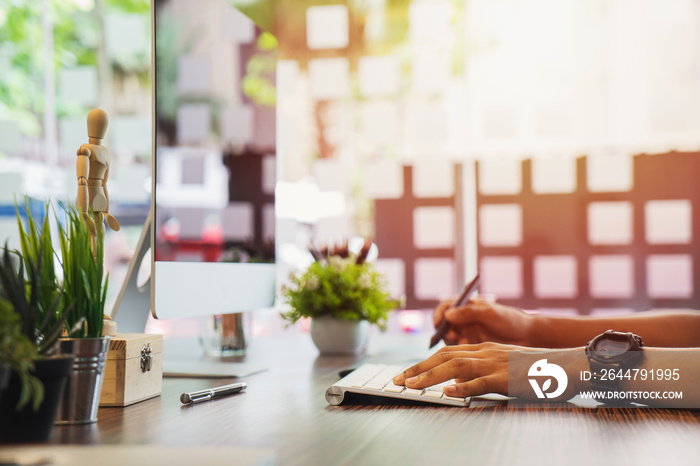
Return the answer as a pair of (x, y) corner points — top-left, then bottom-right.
(42, 330), (700, 465)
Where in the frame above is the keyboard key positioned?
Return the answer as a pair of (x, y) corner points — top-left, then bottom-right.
(368, 367), (401, 385)
(423, 391), (444, 399)
(425, 386), (445, 392)
(383, 384), (405, 393)
(443, 395), (467, 402)
(403, 388), (424, 396)
(364, 383), (385, 390)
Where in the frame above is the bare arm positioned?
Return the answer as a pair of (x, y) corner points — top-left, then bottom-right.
(394, 343), (700, 408)
(532, 310), (700, 348)
(436, 299), (700, 348)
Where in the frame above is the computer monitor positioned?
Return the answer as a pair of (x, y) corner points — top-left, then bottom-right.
(150, 0), (276, 321)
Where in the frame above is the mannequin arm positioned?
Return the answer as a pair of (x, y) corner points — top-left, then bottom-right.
(102, 165), (120, 231)
(76, 147), (90, 213)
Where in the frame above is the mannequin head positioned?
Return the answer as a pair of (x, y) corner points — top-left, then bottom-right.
(87, 108), (109, 140)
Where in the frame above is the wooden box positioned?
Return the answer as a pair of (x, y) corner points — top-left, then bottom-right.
(99, 333), (163, 407)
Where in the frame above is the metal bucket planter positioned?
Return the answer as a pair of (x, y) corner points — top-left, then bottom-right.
(55, 337), (110, 424)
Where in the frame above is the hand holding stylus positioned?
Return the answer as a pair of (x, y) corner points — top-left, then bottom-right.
(429, 275), (480, 348)
(430, 293), (537, 347)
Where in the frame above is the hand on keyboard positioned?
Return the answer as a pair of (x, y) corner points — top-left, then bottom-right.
(392, 341), (581, 401)
(326, 364), (470, 407)
(393, 342), (514, 399)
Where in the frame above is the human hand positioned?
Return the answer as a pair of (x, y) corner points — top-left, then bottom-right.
(394, 342), (514, 398)
(393, 342), (585, 400)
(433, 297), (536, 347)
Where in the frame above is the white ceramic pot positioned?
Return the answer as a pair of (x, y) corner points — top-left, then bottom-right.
(310, 315), (369, 356)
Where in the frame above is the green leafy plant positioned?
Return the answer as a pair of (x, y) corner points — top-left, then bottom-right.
(0, 242), (67, 357)
(3, 197), (107, 413)
(16, 200), (62, 339)
(57, 203), (108, 338)
(0, 298), (43, 412)
(15, 200), (108, 339)
(0, 243), (68, 411)
(281, 245), (399, 330)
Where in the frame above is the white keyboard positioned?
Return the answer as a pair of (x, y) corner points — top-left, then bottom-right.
(325, 363), (471, 407)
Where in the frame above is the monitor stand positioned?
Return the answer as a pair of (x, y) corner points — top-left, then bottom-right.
(110, 209), (152, 333)
(199, 313), (248, 357)
(162, 336), (267, 378)
(162, 315), (267, 378)
(110, 209), (267, 378)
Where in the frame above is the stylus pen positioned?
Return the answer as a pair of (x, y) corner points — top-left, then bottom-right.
(180, 382), (247, 405)
(429, 274), (481, 349)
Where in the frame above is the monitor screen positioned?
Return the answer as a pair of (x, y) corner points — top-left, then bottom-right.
(151, 0), (276, 319)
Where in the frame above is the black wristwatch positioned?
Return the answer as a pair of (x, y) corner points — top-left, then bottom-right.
(585, 330), (644, 405)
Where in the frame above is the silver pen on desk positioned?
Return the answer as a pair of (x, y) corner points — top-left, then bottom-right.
(180, 382), (247, 405)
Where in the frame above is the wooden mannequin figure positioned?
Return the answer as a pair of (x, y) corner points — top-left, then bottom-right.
(76, 108), (121, 252)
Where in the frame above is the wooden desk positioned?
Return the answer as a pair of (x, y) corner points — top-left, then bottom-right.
(44, 330), (700, 465)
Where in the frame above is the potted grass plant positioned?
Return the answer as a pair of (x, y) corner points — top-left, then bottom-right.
(0, 240), (73, 443)
(56, 203), (108, 340)
(54, 203), (111, 424)
(281, 240), (400, 355)
(15, 201), (111, 425)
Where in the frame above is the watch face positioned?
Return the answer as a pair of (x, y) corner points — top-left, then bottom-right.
(594, 337), (631, 355)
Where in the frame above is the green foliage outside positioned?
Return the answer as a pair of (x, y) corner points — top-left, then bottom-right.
(242, 32), (278, 107)
(154, 4), (224, 143)
(156, 3), (277, 143)
(281, 255), (398, 330)
(0, 0), (93, 135)
(153, 4), (188, 124)
(0, 0), (150, 140)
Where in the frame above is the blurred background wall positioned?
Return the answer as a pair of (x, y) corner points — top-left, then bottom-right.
(2, 0), (700, 330)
